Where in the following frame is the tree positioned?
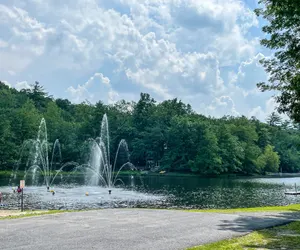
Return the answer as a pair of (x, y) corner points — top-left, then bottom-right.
(133, 93), (156, 130)
(256, 145), (280, 173)
(192, 128), (222, 174)
(227, 118), (263, 174)
(13, 99), (41, 145)
(55, 98), (74, 121)
(255, 0), (300, 121)
(1, 81), (300, 175)
(21, 82), (52, 111)
(0, 117), (15, 167)
(266, 112), (282, 127)
(44, 102), (64, 140)
(217, 125), (243, 173)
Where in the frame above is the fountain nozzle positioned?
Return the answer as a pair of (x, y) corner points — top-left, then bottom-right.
(108, 190), (111, 195)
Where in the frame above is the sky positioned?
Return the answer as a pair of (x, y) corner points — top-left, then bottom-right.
(0, 0), (278, 121)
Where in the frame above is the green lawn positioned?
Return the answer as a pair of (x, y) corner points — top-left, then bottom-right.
(0, 210), (67, 220)
(188, 221), (300, 250)
(186, 203), (300, 213)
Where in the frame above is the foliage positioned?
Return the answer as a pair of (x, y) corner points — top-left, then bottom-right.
(2, 81), (300, 175)
(255, 0), (300, 121)
(256, 145), (280, 173)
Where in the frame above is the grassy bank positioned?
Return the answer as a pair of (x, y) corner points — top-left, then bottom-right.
(186, 203), (300, 213)
(0, 210), (67, 220)
(188, 221), (300, 250)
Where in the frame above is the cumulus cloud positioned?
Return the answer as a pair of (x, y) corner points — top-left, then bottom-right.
(168, 0), (258, 65)
(0, 0), (275, 120)
(15, 81), (31, 90)
(0, 39), (8, 48)
(230, 53), (266, 89)
(2, 80), (11, 88)
(207, 95), (240, 118)
(0, 5), (54, 52)
(248, 96), (289, 122)
(67, 73), (118, 104)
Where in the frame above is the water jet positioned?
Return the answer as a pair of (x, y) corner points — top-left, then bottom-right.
(73, 114), (136, 188)
(11, 118), (78, 187)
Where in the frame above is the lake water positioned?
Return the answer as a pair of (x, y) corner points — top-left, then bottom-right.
(1, 174), (300, 210)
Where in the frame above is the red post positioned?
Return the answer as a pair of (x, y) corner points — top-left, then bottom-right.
(21, 188), (24, 212)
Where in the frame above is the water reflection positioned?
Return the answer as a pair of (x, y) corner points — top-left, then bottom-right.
(131, 175), (300, 209)
(1, 175), (300, 210)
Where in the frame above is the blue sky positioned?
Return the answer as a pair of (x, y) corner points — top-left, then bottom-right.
(0, 0), (278, 121)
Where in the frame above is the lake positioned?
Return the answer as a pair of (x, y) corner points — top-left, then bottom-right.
(1, 174), (300, 210)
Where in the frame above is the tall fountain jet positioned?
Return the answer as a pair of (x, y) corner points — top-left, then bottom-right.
(81, 114), (134, 188)
(12, 118), (75, 187)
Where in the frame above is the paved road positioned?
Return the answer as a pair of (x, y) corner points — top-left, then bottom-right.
(1, 209), (300, 250)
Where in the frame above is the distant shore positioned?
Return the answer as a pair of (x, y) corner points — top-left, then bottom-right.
(1, 170), (300, 178)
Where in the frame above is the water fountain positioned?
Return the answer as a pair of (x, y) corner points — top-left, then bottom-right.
(11, 118), (76, 187)
(5, 115), (162, 210)
(74, 114), (135, 190)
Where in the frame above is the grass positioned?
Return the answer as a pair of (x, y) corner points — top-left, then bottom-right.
(5, 203), (299, 220)
(188, 221), (300, 250)
(186, 203), (300, 213)
(0, 210), (68, 220)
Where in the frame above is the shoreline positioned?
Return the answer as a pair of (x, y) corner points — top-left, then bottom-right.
(2, 170), (300, 178)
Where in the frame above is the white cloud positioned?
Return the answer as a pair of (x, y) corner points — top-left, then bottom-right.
(213, 53), (273, 120)
(67, 72), (118, 104)
(167, 0), (258, 65)
(8, 70), (16, 76)
(231, 53), (266, 90)
(207, 95), (240, 117)
(108, 89), (120, 104)
(0, 39), (8, 48)
(0, 4), (54, 73)
(2, 80), (11, 88)
(248, 97), (289, 122)
(15, 81), (31, 90)
(0, 0), (275, 121)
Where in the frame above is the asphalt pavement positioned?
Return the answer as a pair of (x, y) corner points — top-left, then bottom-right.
(1, 209), (299, 250)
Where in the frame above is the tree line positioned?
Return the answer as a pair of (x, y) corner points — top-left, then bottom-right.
(1, 81), (300, 175)
(1, 1), (299, 176)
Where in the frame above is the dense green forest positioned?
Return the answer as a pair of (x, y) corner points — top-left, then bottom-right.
(1, 81), (300, 175)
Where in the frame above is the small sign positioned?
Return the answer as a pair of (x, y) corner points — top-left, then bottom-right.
(20, 180), (25, 189)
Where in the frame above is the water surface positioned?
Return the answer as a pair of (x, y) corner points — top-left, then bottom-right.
(1, 174), (300, 210)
